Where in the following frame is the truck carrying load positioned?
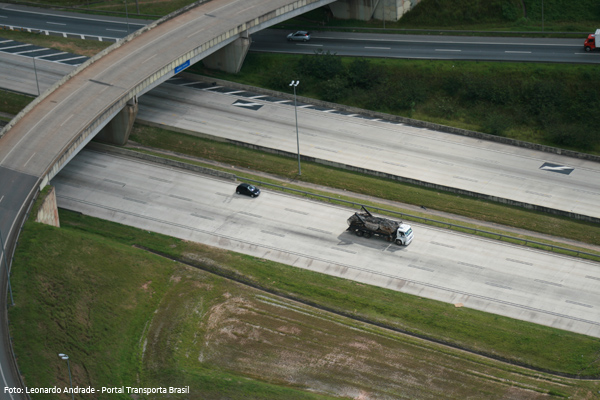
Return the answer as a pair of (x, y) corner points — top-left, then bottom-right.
(347, 206), (414, 246)
(584, 29), (600, 52)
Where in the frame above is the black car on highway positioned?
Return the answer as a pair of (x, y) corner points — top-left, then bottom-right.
(236, 183), (260, 197)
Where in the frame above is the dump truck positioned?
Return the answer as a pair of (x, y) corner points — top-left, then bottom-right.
(584, 29), (600, 52)
(347, 206), (414, 246)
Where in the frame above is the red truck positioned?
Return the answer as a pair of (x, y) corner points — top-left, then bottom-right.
(584, 29), (600, 52)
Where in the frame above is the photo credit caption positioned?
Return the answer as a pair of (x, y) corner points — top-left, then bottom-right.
(5, 386), (190, 395)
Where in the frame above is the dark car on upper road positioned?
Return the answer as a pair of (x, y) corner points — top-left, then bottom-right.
(236, 183), (260, 197)
(287, 31), (311, 42)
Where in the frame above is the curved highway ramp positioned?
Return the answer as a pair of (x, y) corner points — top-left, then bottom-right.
(0, 0), (334, 395)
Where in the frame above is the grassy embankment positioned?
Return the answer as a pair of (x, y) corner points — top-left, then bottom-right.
(9, 199), (600, 399)
(289, 0), (600, 33)
(13, 0), (599, 33)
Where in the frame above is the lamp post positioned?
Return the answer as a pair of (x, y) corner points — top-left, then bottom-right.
(124, 0), (130, 35)
(32, 56), (40, 96)
(58, 353), (75, 400)
(289, 80), (301, 176)
(541, 0), (544, 32)
(0, 229), (14, 306)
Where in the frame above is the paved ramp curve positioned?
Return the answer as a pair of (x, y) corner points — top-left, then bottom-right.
(0, 0), (333, 395)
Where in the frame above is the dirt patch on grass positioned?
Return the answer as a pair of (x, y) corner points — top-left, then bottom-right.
(143, 269), (589, 399)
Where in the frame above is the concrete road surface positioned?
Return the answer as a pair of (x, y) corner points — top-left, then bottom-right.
(137, 81), (600, 221)
(51, 150), (600, 338)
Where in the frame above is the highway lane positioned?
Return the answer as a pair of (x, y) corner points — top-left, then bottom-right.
(137, 81), (600, 220)
(251, 29), (599, 63)
(4, 56), (599, 221)
(0, 4), (150, 41)
(2, 4), (596, 64)
(51, 149), (600, 338)
(0, 51), (73, 95)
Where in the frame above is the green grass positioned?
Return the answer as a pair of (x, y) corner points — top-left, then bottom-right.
(0, 90), (34, 115)
(9, 210), (341, 399)
(129, 124), (600, 250)
(284, 0), (600, 33)
(10, 206), (600, 390)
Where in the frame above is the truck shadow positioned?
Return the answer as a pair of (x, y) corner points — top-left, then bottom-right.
(336, 231), (408, 253)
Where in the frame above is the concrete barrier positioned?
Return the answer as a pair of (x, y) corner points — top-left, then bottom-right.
(87, 142), (236, 182)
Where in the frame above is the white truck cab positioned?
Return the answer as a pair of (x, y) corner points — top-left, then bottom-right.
(397, 224), (414, 245)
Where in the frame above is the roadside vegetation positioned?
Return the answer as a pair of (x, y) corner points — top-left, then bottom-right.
(297, 0), (600, 33)
(192, 53), (600, 155)
(9, 205), (600, 399)
(0, 89), (32, 116)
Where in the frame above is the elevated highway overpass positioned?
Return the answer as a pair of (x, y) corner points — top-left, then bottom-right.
(0, 0), (335, 394)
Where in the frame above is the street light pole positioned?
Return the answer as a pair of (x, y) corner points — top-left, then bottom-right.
(0, 229), (14, 306)
(124, 0), (130, 35)
(32, 56), (40, 96)
(58, 353), (75, 400)
(289, 80), (301, 176)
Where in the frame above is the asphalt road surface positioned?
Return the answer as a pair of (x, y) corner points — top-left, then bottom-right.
(2, 3), (597, 64)
(138, 80), (600, 221)
(0, 3), (150, 42)
(51, 149), (600, 338)
(3, 54), (599, 222)
(251, 29), (599, 64)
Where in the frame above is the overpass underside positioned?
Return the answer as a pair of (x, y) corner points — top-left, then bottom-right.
(96, 0), (421, 146)
(329, 0), (421, 21)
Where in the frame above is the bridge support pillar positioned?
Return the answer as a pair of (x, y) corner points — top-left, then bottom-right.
(328, 0), (421, 21)
(35, 186), (60, 227)
(95, 96), (138, 146)
(202, 31), (250, 74)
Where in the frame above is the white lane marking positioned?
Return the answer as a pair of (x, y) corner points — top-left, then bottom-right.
(14, 48), (49, 55)
(234, 102), (261, 107)
(0, 195), (4, 203)
(106, 28), (127, 32)
(365, 46), (390, 50)
(23, 152), (36, 168)
(36, 52), (67, 58)
(0, 359), (15, 400)
(59, 55), (87, 62)
(3, 6), (146, 27)
(0, 44), (29, 50)
(435, 49), (461, 52)
(297, 44), (322, 47)
(505, 51), (532, 54)
(317, 35), (582, 47)
(46, 21), (66, 25)
(59, 114), (74, 127)
(540, 165), (572, 171)
(142, 54), (157, 63)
